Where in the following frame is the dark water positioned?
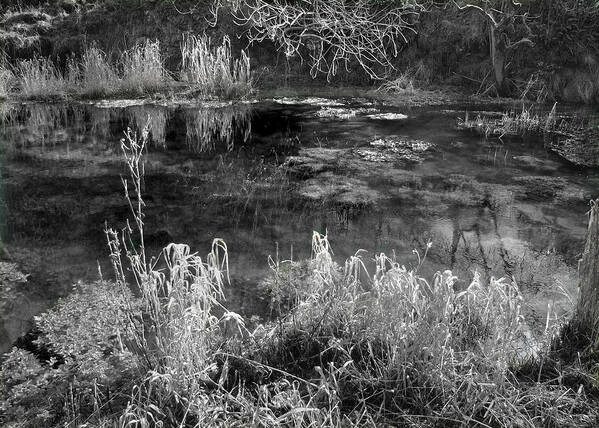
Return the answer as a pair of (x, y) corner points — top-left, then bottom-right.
(0, 97), (597, 353)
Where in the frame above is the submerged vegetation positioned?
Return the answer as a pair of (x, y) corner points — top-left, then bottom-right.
(1, 125), (597, 427)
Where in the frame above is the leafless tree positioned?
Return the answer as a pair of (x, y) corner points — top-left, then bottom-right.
(577, 199), (599, 338)
(453, 0), (534, 95)
(212, 0), (425, 80)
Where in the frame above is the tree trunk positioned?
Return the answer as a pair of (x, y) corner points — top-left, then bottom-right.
(576, 199), (599, 338)
(489, 25), (507, 96)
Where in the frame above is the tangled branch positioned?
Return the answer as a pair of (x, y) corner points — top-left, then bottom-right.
(213, 0), (424, 80)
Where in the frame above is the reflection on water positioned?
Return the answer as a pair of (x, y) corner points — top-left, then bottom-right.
(0, 101), (252, 153)
(185, 106), (251, 152)
(0, 98), (597, 353)
(128, 106), (169, 147)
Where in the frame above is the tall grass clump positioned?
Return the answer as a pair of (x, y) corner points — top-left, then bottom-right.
(181, 34), (252, 98)
(77, 41), (169, 98)
(244, 233), (597, 426)
(102, 124), (245, 424)
(121, 40), (169, 95)
(10, 41), (170, 100)
(0, 67), (12, 99)
(75, 45), (118, 98)
(5, 36), (251, 100)
(17, 57), (68, 99)
(459, 104), (559, 139)
(0, 51), (12, 99)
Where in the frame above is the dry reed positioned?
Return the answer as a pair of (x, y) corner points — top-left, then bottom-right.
(180, 34), (252, 98)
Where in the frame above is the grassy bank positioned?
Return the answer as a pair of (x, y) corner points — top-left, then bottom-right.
(1, 236), (597, 426)
(0, 35), (252, 100)
(2, 0), (599, 104)
(0, 125), (597, 427)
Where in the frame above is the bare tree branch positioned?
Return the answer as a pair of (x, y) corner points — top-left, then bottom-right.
(506, 36), (533, 51)
(214, 0), (424, 80)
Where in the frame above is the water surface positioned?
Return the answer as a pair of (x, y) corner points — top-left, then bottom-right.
(0, 98), (597, 352)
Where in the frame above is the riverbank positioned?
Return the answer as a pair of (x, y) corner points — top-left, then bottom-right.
(2, 0), (599, 104)
(1, 231), (598, 427)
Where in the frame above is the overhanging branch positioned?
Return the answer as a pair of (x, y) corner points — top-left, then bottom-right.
(214, 0), (423, 80)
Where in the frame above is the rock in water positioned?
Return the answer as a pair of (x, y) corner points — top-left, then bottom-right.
(353, 136), (435, 164)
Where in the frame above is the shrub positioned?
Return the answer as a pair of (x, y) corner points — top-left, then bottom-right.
(180, 34), (252, 98)
(0, 347), (55, 426)
(570, 67), (599, 104)
(377, 62), (432, 94)
(379, 74), (416, 94)
(0, 281), (141, 427)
